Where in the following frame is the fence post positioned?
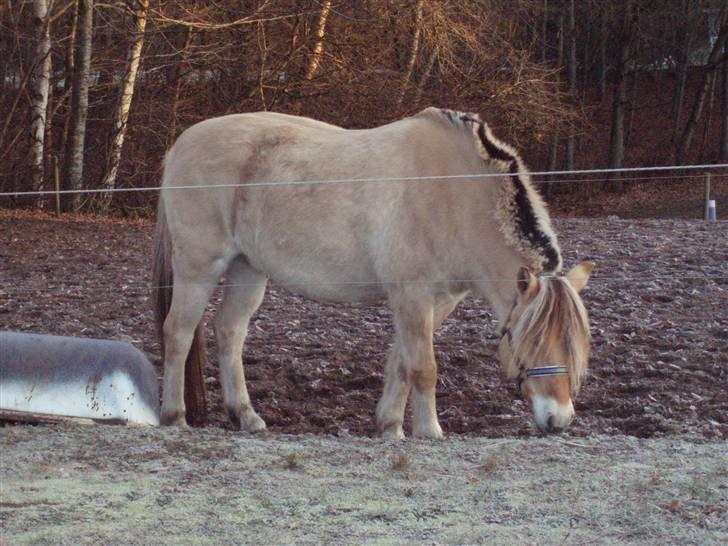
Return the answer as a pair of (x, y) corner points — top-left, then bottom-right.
(704, 173), (711, 220)
(53, 155), (60, 217)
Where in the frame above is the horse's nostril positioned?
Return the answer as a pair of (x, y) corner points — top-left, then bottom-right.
(547, 415), (555, 432)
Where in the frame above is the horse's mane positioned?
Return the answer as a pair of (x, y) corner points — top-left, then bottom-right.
(420, 107), (562, 273)
(507, 277), (590, 394)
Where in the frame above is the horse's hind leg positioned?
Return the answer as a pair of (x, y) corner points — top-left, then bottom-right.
(215, 257), (268, 432)
(161, 273), (222, 426)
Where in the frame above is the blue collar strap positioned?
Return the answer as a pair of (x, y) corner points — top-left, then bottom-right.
(525, 366), (569, 377)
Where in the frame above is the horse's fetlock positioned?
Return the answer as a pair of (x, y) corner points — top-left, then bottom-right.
(160, 408), (187, 427)
(379, 423), (406, 440)
(228, 404), (267, 433)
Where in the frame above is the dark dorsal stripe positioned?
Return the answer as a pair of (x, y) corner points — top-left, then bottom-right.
(467, 116), (560, 272)
(508, 161), (561, 271)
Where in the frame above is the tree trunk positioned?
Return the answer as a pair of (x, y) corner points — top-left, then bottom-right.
(721, 55), (728, 161)
(581, 21), (590, 100)
(608, 2), (635, 193)
(60, 0), (78, 180)
(671, 0), (692, 143)
(565, 0), (576, 171)
(542, 0), (548, 63)
(414, 46), (438, 107)
(63, 0), (93, 212)
(305, 0), (331, 80)
(700, 72), (718, 162)
(30, 0), (53, 201)
(167, 27), (193, 148)
(545, 10), (564, 201)
(677, 9), (728, 164)
(626, 42), (639, 147)
(96, 0), (148, 213)
(597, 4), (607, 101)
(397, 0), (425, 109)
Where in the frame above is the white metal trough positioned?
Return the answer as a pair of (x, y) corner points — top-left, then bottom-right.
(0, 331), (159, 425)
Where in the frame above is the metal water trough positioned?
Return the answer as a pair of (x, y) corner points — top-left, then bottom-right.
(0, 331), (159, 425)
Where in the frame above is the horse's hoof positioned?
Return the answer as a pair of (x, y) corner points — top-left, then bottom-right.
(241, 411), (267, 433)
(412, 424), (444, 440)
(160, 409), (187, 427)
(228, 405), (267, 433)
(379, 425), (406, 440)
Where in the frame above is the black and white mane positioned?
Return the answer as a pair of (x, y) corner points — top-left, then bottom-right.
(435, 108), (562, 273)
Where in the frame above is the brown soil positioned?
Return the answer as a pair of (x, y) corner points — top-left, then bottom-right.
(1, 208), (726, 439)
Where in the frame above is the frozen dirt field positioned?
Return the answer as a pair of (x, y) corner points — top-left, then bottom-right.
(1, 426), (727, 544)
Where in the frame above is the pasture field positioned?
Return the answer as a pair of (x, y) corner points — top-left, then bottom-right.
(0, 426), (726, 544)
(0, 210), (726, 543)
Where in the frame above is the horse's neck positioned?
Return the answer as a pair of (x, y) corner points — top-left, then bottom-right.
(471, 268), (519, 326)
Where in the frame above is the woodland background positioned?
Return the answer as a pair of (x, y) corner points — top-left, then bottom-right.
(1, 0), (726, 214)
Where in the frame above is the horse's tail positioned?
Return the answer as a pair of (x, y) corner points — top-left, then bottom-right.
(152, 199), (208, 426)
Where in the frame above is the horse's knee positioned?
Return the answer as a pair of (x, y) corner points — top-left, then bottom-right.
(409, 365), (437, 394)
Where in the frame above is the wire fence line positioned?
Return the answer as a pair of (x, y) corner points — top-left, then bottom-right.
(1, 163), (727, 198)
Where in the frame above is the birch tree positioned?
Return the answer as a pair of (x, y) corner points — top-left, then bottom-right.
(397, 0), (424, 109)
(30, 0), (53, 199)
(96, 0), (148, 213)
(63, 0), (93, 212)
(305, 0), (331, 80)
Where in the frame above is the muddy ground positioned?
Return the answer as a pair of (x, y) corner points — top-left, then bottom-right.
(0, 210), (727, 543)
(1, 210), (726, 438)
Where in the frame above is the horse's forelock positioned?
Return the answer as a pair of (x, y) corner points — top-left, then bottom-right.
(511, 277), (590, 394)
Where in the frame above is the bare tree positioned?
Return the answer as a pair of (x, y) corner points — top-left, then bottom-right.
(607, 0), (637, 192)
(166, 27), (193, 147)
(671, 0), (694, 143)
(677, 7), (728, 164)
(597, 3), (607, 100)
(413, 45), (438, 107)
(30, 0), (53, 199)
(397, 0), (424, 109)
(63, 0), (93, 211)
(721, 52), (728, 160)
(305, 0), (331, 80)
(96, 0), (148, 213)
(565, 0), (576, 170)
(549, 9), (564, 177)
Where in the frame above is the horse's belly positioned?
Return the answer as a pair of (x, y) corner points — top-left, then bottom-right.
(250, 246), (385, 303)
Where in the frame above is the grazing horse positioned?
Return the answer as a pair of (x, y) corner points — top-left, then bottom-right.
(153, 107), (594, 437)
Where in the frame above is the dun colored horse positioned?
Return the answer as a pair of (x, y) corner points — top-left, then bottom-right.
(153, 108), (593, 437)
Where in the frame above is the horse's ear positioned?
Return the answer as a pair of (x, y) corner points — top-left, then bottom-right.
(517, 267), (539, 299)
(566, 261), (595, 293)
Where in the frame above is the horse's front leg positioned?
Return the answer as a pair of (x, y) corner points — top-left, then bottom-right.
(377, 297), (443, 439)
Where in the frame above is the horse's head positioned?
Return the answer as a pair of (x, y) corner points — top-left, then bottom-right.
(498, 262), (594, 433)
